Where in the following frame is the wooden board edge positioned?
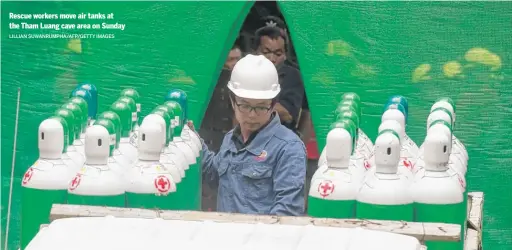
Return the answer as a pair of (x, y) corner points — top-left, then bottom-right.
(468, 192), (484, 231)
(50, 203), (460, 242)
(465, 192), (484, 250)
(464, 228), (480, 250)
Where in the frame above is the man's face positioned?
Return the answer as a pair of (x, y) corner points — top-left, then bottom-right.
(257, 36), (286, 66)
(231, 96), (273, 132)
(224, 48), (242, 70)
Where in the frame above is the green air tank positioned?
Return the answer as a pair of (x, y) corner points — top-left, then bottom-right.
(110, 100), (138, 164)
(125, 108), (169, 206)
(151, 108), (185, 182)
(120, 88), (141, 126)
(61, 102), (86, 162)
(168, 104), (200, 210)
(154, 106), (193, 209)
(70, 87), (95, 123)
(97, 111), (132, 169)
(68, 97), (89, 134)
(67, 119), (126, 207)
(338, 108), (373, 162)
(339, 95), (373, 158)
(340, 92), (361, 104)
(55, 108), (77, 147)
(75, 83), (98, 119)
(337, 100), (360, 117)
(55, 107), (85, 168)
(165, 90), (201, 154)
(117, 96), (138, 133)
(61, 103), (84, 139)
(165, 91), (202, 210)
(125, 121), (178, 210)
(165, 89), (189, 121)
(308, 120), (358, 219)
(97, 111), (122, 149)
(411, 129), (465, 250)
(356, 129), (414, 221)
(153, 106), (174, 144)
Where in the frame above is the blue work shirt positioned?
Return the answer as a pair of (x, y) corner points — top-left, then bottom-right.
(201, 112), (307, 216)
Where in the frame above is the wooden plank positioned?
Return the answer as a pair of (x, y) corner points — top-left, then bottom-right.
(468, 192), (484, 231)
(49, 204), (159, 222)
(159, 210), (279, 224)
(464, 192), (484, 250)
(50, 204), (460, 242)
(464, 229), (480, 250)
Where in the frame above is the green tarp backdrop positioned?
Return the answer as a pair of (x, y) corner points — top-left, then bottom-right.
(1, 1), (511, 249)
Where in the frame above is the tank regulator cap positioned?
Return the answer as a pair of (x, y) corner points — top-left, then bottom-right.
(84, 125), (110, 165)
(137, 122), (164, 161)
(38, 118), (65, 159)
(423, 131), (450, 167)
(374, 129), (401, 174)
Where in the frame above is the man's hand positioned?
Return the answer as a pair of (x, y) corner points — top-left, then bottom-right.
(275, 103), (293, 122)
(187, 120), (196, 132)
(186, 120), (203, 138)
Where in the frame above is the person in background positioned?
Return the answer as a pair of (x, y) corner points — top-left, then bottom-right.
(200, 41), (243, 212)
(224, 43), (242, 70)
(253, 25), (305, 137)
(258, 16), (313, 144)
(259, 15), (298, 69)
(191, 54), (307, 216)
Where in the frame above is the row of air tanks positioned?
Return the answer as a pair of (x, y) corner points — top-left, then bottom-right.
(309, 94), (468, 250)
(20, 84), (202, 250)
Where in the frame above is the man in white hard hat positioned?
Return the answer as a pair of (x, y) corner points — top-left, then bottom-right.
(191, 54), (307, 216)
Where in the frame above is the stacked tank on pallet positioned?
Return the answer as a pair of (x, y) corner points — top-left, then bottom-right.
(20, 84), (203, 249)
(309, 93), (468, 250)
(20, 86), (469, 250)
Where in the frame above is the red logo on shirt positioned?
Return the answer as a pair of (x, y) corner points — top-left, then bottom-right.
(255, 150), (267, 161)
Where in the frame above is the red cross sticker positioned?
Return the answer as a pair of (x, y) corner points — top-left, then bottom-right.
(403, 159), (414, 170)
(458, 175), (466, 189)
(22, 168), (34, 185)
(154, 175), (171, 194)
(364, 161), (371, 170)
(318, 180), (335, 198)
(69, 174), (81, 191)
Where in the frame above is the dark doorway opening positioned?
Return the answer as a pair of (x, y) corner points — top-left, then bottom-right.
(199, 0), (316, 212)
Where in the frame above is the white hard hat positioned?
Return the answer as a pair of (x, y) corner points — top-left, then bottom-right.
(227, 54), (280, 99)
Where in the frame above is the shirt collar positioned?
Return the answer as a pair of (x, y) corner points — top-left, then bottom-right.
(230, 112), (281, 155)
